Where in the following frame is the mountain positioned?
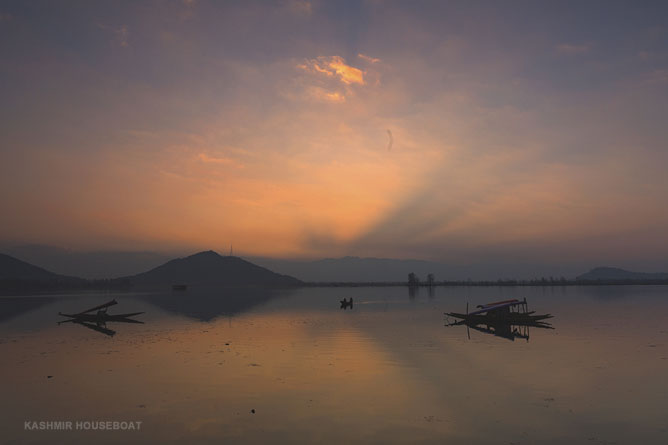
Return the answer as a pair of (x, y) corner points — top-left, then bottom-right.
(0, 253), (85, 293)
(576, 267), (668, 282)
(0, 244), (175, 279)
(0, 253), (67, 280)
(125, 250), (302, 288)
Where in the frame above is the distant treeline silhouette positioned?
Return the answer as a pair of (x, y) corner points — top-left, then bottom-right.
(302, 279), (668, 287)
(304, 272), (668, 287)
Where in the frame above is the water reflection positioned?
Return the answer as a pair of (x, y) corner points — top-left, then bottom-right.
(136, 286), (291, 321)
(407, 286), (436, 299)
(2, 286), (668, 444)
(447, 318), (554, 342)
(57, 317), (144, 337)
(0, 297), (54, 323)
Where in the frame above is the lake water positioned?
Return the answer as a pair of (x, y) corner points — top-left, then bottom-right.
(1, 285), (667, 444)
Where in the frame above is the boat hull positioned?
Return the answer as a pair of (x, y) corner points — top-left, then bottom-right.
(446, 312), (552, 323)
(58, 312), (144, 322)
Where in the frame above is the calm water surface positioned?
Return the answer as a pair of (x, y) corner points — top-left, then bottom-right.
(1, 285), (667, 444)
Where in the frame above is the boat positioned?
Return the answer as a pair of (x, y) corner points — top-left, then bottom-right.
(445, 298), (553, 341)
(58, 311), (145, 322)
(58, 299), (144, 324)
(445, 298), (552, 324)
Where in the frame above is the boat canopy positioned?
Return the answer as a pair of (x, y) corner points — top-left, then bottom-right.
(467, 299), (523, 316)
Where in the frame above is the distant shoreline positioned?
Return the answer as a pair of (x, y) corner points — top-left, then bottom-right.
(4, 279), (668, 296)
(304, 279), (668, 287)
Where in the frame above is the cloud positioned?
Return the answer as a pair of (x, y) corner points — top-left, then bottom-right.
(299, 56), (365, 85)
(637, 50), (652, 60)
(358, 53), (381, 64)
(293, 55), (369, 104)
(116, 26), (129, 47)
(386, 129), (393, 151)
(329, 56), (365, 85)
(555, 43), (591, 55)
(178, 0), (198, 20)
(306, 87), (346, 103)
(98, 24), (130, 47)
(644, 69), (668, 84)
(287, 0), (312, 16)
(197, 153), (244, 168)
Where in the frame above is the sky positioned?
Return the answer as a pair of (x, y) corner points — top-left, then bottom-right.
(1, 0), (668, 272)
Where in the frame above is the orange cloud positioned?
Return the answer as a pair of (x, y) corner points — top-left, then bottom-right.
(306, 86), (346, 103)
(328, 56), (364, 85)
(358, 53), (380, 64)
(299, 56), (365, 85)
(197, 153), (244, 168)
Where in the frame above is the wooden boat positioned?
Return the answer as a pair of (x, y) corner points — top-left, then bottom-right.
(58, 311), (145, 322)
(58, 299), (144, 322)
(58, 299), (144, 337)
(445, 298), (552, 324)
(445, 298), (553, 341)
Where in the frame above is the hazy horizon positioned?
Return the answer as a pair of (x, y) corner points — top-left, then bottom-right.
(2, 1), (668, 275)
(3, 242), (667, 282)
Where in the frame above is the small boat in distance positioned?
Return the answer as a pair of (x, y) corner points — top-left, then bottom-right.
(172, 284), (188, 291)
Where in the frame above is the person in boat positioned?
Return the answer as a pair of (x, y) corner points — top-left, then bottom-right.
(96, 308), (108, 319)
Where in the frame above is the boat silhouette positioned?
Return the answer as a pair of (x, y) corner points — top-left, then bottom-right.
(445, 298), (553, 341)
(58, 299), (144, 337)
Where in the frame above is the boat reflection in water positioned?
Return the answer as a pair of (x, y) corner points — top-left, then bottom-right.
(57, 299), (145, 337)
(445, 298), (554, 342)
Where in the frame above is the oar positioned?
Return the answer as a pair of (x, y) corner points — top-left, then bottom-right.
(466, 302), (470, 340)
(76, 299), (118, 315)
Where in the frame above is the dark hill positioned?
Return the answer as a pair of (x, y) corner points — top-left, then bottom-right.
(577, 267), (668, 282)
(0, 253), (85, 293)
(126, 250), (302, 288)
(0, 253), (68, 280)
